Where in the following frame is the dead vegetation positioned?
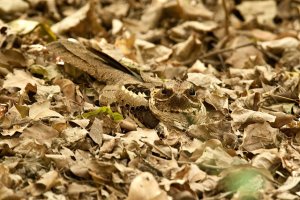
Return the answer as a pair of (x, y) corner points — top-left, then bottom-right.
(1, 0), (300, 199)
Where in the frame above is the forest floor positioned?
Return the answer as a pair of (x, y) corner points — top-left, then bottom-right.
(1, 0), (300, 199)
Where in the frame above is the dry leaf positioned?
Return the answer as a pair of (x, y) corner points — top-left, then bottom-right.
(0, 183), (15, 200)
(9, 19), (39, 35)
(1, 1), (300, 199)
(252, 149), (280, 170)
(187, 72), (221, 88)
(140, 2), (163, 32)
(3, 69), (41, 93)
(51, 1), (102, 36)
(61, 127), (88, 144)
(68, 182), (97, 195)
(123, 128), (159, 146)
(259, 37), (300, 53)
(88, 118), (103, 146)
(21, 122), (59, 147)
(231, 104), (276, 129)
(30, 170), (60, 196)
(241, 122), (280, 152)
(236, 0), (276, 25)
(29, 101), (62, 120)
(134, 39), (172, 64)
(173, 34), (202, 65)
(225, 36), (263, 68)
(127, 172), (169, 200)
(0, 0), (29, 14)
(0, 49), (27, 70)
(177, 0), (213, 19)
(170, 21), (217, 39)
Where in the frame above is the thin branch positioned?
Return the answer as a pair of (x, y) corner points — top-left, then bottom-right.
(200, 42), (256, 59)
(222, 0), (229, 35)
(256, 45), (280, 61)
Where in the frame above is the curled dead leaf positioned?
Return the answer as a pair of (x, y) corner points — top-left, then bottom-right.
(30, 170), (60, 196)
(127, 172), (169, 200)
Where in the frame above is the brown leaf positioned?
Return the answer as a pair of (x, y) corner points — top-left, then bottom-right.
(277, 176), (300, 194)
(61, 127), (88, 144)
(225, 36), (263, 68)
(0, 105), (23, 131)
(3, 69), (41, 93)
(0, 49), (27, 71)
(241, 122), (280, 152)
(279, 142), (300, 173)
(21, 122), (59, 146)
(172, 34), (203, 65)
(30, 170), (60, 196)
(68, 182), (97, 196)
(236, 0), (276, 25)
(51, 1), (103, 37)
(140, 2), (163, 32)
(170, 21), (217, 39)
(127, 172), (169, 200)
(0, 0), (29, 14)
(88, 118), (103, 146)
(29, 101), (62, 120)
(54, 78), (76, 101)
(134, 39), (172, 63)
(177, 0), (213, 19)
(231, 104), (276, 130)
(0, 183), (15, 200)
(195, 143), (246, 170)
(251, 149), (281, 170)
(259, 37), (300, 54)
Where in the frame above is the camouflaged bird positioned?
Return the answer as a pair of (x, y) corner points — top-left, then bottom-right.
(47, 39), (206, 130)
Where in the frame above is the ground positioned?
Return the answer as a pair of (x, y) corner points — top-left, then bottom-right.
(0, 0), (300, 199)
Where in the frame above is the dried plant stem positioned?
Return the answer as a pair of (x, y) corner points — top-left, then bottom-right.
(200, 42), (256, 59)
(222, 0), (229, 35)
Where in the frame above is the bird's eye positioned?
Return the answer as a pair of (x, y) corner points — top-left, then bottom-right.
(161, 88), (171, 96)
(188, 88), (196, 96)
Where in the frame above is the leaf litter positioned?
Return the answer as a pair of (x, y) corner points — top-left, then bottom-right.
(0, 0), (300, 199)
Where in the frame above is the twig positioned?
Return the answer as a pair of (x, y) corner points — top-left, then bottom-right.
(264, 94), (298, 103)
(218, 54), (226, 71)
(222, 0), (229, 35)
(200, 42), (256, 59)
(256, 45), (280, 61)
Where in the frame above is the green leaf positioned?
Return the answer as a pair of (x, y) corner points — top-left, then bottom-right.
(40, 23), (57, 41)
(218, 166), (273, 200)
(81, 109), (101, 118)
(111, 112), (124, 121)
(29, 64), (48, 77)
(81, 106), (123, 121)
